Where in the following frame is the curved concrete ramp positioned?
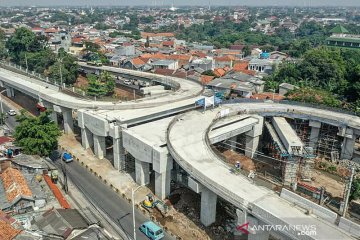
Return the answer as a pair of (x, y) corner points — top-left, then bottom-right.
(0, 65), (202, 110)
(167, 104), (355, 240)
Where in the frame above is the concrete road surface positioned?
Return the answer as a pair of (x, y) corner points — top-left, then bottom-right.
(60, 159), (174, 240)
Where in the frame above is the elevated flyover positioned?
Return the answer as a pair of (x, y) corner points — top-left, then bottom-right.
(0, 63), (203, 110)
(167, 103), (359, 239)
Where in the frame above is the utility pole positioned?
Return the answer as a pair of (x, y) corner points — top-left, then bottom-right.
(342, 167), (355, 217)
(25, 52), (28, 72)
(59, 58), (64, 89)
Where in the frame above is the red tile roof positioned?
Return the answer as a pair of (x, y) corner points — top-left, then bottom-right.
(132, 58), (146, 66)
(0, 168), (32, 202)
(0, 136), (13, 145)
(162, 41), (174, 46)
(0, 219), (21, 240)
(141, 32), (175, 38)
(201, 75), (215, 85)
(45, 28), (58, 33)
(214, 68), (226, 77)
(251, 92), (285, 101)
(154, 68), (175, 76)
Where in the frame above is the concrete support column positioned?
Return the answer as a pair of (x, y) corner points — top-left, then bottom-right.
(245, 135), (260, 158)
(229, 136), (237, 151)
(135, 158), (150, 185)
(50, 111), (58, 125)
(93, 134), (106, 160)
(341, 135), (356, 160)
(235, 209), (270, 240)
(245, 116), (263, 159)
(309, 121), (321, 149)
(200, 188), (217, 227)
(155, 169), (171, 199)
(113, 137), (126, 170)
(5, 87), (14, 98)
(81, 127), (93, 149)
(62, 107), (74, 134)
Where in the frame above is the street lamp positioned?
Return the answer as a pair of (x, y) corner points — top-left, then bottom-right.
(132, 185), (144, 240)
(269, 89), (275, 101)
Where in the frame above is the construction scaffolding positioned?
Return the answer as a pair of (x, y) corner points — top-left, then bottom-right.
(316, 123), (342, 160)
(288, 118), (310, 143)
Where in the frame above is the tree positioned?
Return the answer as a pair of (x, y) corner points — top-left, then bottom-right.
(6, 27), (42, 63)
(47, 49), (79, 85)
(84, 41), (101, 53)
(14, 110), (61, 156)
(286, 87), (342, 108)
(242, 45), (251, 57)
(351, 178), (360, 201)
(99, 71), (115, 94)
(202, 70), (216, 76)
(87, 74), (107, 97)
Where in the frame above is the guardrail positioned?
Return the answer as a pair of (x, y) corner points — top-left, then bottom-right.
(223, 98), (357, 116)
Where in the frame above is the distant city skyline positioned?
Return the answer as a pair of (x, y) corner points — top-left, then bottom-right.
(0, 0), (360, 7)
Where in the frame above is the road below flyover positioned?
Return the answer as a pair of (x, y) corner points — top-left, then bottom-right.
(58, 159), (174, 240)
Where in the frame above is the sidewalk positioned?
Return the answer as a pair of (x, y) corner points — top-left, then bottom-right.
(58, 134), (151, 204)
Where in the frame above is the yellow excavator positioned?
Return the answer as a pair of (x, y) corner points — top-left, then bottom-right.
(141, 194), (169, 217)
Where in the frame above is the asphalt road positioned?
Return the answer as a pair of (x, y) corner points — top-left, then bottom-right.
(58, 159), (173, 240)
(2, 101), (19, 132)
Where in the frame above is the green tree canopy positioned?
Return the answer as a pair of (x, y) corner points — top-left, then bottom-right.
(6, 27), (43, 63)
(14, 110), (61, 156)
(47, 49), (79, 85)
(86, 74), (108, 97)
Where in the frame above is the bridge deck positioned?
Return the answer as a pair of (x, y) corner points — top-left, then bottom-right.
(167, 104), (355, 240)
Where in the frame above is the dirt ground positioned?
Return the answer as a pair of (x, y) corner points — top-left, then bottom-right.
(151, 186), (235, 240)
(306, 169), (345, 198)
(74, 75), (141, 100)
(222, 150), (255, 171)
(74, 75), (89, 89)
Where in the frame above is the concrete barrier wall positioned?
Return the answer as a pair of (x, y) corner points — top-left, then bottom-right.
(338, 217), (360, 237)
(280, 188), (337, 224)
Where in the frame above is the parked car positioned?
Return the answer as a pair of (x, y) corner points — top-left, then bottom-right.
(7, 109), (16, 116)
(124, 79), (131, 85)
(139, 221), (164, 240)
(50, 150), (61, 161)
(62, 152), (73, 163)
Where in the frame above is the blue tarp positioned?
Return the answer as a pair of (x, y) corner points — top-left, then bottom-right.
(195, 98), (205, 106)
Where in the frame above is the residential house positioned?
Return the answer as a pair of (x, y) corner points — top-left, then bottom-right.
(114, 44), (136, 56)
(189, 58), (214, 71)
(248, 58), (273, 73)
(122, 57), (151, 71)
(31, 208), (89, 239)
(191, 44), (214, 53)
(206, 78), (254, 98)
(151, 59), (178, 70)
(0, 168), (34, 213)
(214, 56), (236, 69)
(167, 54), (192, 69)
(162, 40), (175, 48)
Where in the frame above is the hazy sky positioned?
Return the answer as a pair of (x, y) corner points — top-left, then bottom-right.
(0, 0), (359, 7)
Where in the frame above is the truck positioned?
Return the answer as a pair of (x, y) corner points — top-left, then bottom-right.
(51, 170), (59, 184)
(87, 60), (103, 66)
